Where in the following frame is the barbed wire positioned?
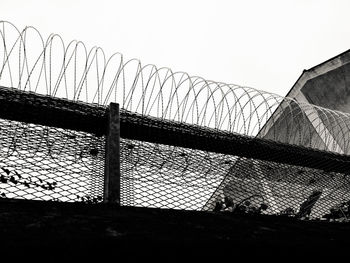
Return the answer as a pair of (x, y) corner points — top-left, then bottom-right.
(1, 21), (350, 154)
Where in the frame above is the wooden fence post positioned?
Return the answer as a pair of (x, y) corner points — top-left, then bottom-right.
(104, 103), (120, 204)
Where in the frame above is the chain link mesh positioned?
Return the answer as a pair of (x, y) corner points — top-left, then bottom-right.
(0, 94), (349, 223)
(0, 118), (105, 202)
(119, 110), (350, 222)
(120, 138), (350, 221)
(120, 139), (228, 209)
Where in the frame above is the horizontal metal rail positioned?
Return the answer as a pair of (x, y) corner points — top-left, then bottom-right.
(120, 111), (350, 174)
(0, 86), (107, 136)
(1, 86), (350, 175)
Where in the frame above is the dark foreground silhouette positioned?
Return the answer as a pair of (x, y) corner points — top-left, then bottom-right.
(0, 198), (348, 261)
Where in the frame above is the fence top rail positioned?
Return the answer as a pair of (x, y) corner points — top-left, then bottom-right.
(121, 110), (350, 174)
(0, 84), (350, 175)
(0, 85), (107, 135)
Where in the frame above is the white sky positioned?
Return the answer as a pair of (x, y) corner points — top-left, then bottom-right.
(2, 0), (350, 96)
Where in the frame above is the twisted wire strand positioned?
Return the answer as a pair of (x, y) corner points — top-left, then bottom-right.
(1, 21), (350, 154)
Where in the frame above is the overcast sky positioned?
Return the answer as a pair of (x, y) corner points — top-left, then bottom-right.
(2, 0), (350, 96)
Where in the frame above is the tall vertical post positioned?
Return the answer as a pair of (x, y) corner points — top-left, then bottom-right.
(104, 103), (120, 204)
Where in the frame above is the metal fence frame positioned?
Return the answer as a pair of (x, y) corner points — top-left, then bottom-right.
(2, 85), (350, 211)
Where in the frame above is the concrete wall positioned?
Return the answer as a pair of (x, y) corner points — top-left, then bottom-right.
(258, 49), (350, 153)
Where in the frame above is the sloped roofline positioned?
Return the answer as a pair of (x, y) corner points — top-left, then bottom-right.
(257, 48), (350, 138)
(284, 48), (350, 99)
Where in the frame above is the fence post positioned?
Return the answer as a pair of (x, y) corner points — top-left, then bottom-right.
(104, 102), (121, 204)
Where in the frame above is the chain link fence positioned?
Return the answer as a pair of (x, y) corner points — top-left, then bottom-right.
(120, 111), (350, 223)
(0, 88), (350, 225)
(0, 118), (105, 202)
(119, 138), (350, 221)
